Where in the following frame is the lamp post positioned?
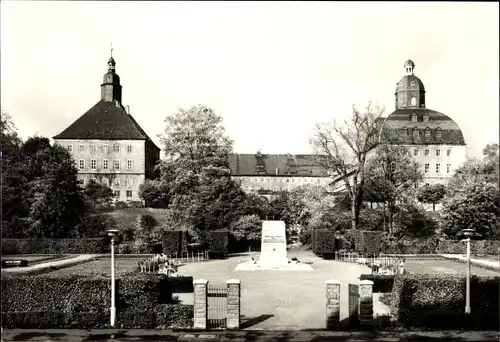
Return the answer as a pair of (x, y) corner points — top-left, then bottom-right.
(107, 229), (119, 327)
(461, 228), (476, 314)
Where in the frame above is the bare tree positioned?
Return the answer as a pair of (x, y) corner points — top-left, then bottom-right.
(311, 101), (385, 230)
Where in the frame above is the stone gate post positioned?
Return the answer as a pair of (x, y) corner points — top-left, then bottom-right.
(226, 279), (241, 329)
(325, 279), (341, 330)
(193, 279), (208, 329)
(359, 279), (374, 328)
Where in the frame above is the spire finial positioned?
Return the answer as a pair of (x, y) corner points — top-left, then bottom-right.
(110, 42), (113, 58)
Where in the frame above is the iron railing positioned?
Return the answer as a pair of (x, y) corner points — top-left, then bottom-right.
(207, 283), (228, 329)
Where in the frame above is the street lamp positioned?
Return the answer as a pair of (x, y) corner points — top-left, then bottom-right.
(460, 228), (476, 314)
(107, 229), (119, 327)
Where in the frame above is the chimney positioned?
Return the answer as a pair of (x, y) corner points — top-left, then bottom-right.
(126, 105), (130, 114)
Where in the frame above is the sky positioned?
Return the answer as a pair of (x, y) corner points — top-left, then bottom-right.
(1, 1), (498, 158)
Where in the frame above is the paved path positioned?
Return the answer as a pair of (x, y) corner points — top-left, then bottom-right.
(440, 254), (499, 270)
(1, 329), (498, 342)
(1, 255), (98, 274)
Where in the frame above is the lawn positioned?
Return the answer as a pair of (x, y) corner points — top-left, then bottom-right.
(404, 258), (498, 276)
(46, 257), (144, 276)
(1, 255), (72, 266)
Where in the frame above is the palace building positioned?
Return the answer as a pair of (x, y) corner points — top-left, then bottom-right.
(228, 151), (332, 200)
(53, 54), (160, 202)
(381, 59), (467, 185)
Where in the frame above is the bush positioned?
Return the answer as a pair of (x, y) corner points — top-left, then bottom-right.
(140, 214), (158, 232)
(1, 272), (194, 328)
(207, 230), (229, 258)
(390, 274), (500, 330)
(162, 230), (183, 256)
(352, 231), (383, 256)
(313, 229), (336, 257)
(1, 238), (109, 255)
(360, 274), (394, 293)
(358, 208), (384, 231)
(299, 226), (312, 246)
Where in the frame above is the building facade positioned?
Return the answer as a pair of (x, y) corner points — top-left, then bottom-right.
(381, 59), (467, 185)
(229, 151), (331, 200)
(53, 55), (160, 202)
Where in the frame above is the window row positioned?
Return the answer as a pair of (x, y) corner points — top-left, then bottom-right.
(248, 186), (290, 192)
(78, 159), (134, 170)
(113, 190), (133, 199)
(238, 176), (323, 184)
(423, 163), (452, 174)
(77, 177), (135, 187)
(401, 127), (443, 140)
(68, 144), (134, 153)
(413, 149), (451, 157)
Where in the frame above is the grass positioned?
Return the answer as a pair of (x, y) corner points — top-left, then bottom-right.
(1, 255), (73, 266)
(46, 257), (144, 276)
(404, 259), (498, 276)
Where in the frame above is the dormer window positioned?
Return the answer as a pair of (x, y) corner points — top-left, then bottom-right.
(423, 114), (429, 122)
(436, 127), (442, 139)
(413, 127), (420, 139)
(411, 114), (417, 123)
(401, 127), (408, 135)
(424, 127), (431, 139)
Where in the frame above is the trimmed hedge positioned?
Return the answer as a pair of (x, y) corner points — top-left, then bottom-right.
(162, 231), (183, 256)
(381, 238), (500, 255)
(1, 238), (109, 255)
(1, 273), (194, 328)
(353, 231), (383, 256)
(207, 231), (229, 258)
(390, 274), (500, 330)
(312, 229), (336, 257)
(1, 305), (193, 329)
(360, 274), (395, 293)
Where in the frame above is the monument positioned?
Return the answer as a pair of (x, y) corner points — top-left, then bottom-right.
(234, 221), (313, 271)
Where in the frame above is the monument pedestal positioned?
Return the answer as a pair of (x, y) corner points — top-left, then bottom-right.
(234, 221), (313, 272)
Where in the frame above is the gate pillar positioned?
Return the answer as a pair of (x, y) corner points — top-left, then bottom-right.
(359, 279), (374, 328)
(226, 279), (241, 329)
(325, 279), (341, 330)
(193, 279), (208, 329)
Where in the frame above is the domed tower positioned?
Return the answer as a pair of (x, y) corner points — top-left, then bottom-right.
(395, 59), (426, 109)
(101, 50), (122, 104)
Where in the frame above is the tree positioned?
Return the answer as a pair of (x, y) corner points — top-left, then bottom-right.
(364, 142), (423, 233)
(440, 158), (499, 239)
(229, 215), (262, 241)
(417, 184), (446, 211)
(482, 143), (499, 183)
(82, 179), (114, 209)
(311, 102), (385, 230)
(138, 179), (171, 208)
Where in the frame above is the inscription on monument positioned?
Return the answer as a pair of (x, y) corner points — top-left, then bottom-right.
(260, 221), (287, 265)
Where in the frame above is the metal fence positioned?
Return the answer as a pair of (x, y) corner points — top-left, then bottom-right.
(335, 252), (402, 274)
(207, 283), (227, 329)
(168, 251), (210, 264)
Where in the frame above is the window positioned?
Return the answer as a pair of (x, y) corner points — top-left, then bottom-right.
(67, 145), (73, 152)
(102, 178), (109, 186)
(424, 149), (429, 156)
(413, 127), (420, 138)
(113, 144), (120, 153)
(424, 163), (429, 173)
(103, 159), (108, 170)
(425, 183), (430, 186)
(90, 145), (96, 153)
(90, 159), (96, 170)
(447, 164), (451, 173)
(436, 128), (442, 139)
(447, 149), (451, 156)
(79, 145), (85, 152)
(411, 81), (416, 87)
(414, 149), (419, 156)
(423, 114), (429, 123)
(126, 178), (134, 187)
(127, 160), (133, 170)
(411, 97), (416, 106)
(126, 190), (133, 199)
(436, 149), (441, 157)
(113, 190), (120, 198)
(101, 145), (109, 153)
(77, 178), (85, 186)
(114, 178), (120, 187)
(79, 159), (85, 170)
(411, 114), (417, 123)
(114, 160), (120, 170)
(424, 128), (431, 139)
(401, 127), (408, 135)
(436, 163), (440, 173)
(127, 145), (132, 153)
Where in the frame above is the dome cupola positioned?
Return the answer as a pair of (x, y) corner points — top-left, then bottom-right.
(395, 59), (426, 109)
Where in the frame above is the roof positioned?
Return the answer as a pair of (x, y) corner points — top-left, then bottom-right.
(381, 108), (466, 145)
(395, 75), (425, 93)
(229, 153), (330, 176)
(53, 100), (160, 150)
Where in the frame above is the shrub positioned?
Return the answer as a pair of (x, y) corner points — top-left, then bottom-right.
(360, 274), (394, 293)
(313, 229), (336, 257)
(140, 214), (158, 232)
(207, 230), (229, 258)
(390, 274), (500, 330)
(352, 231), (383, 256)
(116, 243), (133, 254)
(358, 208), (384, 231)
(162, 231), (183, 256)
(299, 225), (312, 246)
(115, 201), (128, 209)
(1, 272), (194, 328)
(1, 238), (109, 255)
